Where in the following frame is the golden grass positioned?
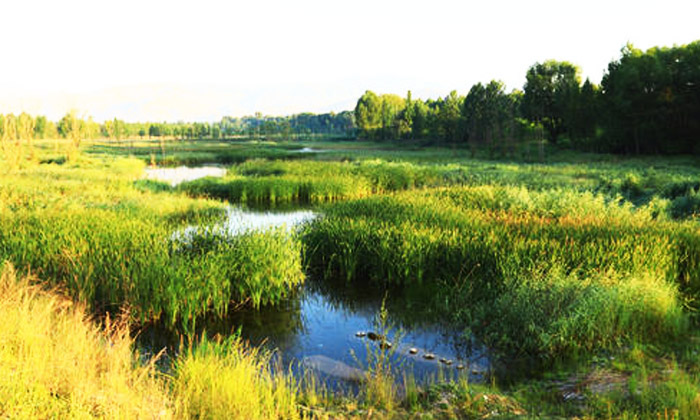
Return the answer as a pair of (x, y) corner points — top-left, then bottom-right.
(0, 262), (170, 419)
(173, 337), (305, 420)
(0, 262), (313, 419)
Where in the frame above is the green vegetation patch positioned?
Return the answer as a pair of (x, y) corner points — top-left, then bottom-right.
(0, 158), (304, 332)
(303, 186), (699, 359)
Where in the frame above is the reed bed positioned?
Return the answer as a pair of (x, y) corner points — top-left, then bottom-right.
(178, 159), (476, 206)
(302, 186), (699, 358)
(0, 158), (304, 332)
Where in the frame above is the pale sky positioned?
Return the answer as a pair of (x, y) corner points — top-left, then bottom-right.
(0, 0), (697, 122)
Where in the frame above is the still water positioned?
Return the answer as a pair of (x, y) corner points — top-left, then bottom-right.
(141, 205), (491, 387)
(140, 166), (492, 386)
(143, 165), (227, 186)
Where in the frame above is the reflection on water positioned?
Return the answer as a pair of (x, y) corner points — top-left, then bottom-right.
(171, 207), (317, 247)
(143, 165), (227, 186)
(219, 207), (316, 235)
(138, 186), (492, 387)
(295, 147), (322, 153)
(139, 279), (492, 388)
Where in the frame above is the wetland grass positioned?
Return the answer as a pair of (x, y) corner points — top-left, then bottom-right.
(4, 140), (700, 418)
(0, 157), (304, 332)
(303, 186), (698, 359)
(173, 336), (303, 420)
(0, 262), (170, 418)
(1, 263), (523, 419)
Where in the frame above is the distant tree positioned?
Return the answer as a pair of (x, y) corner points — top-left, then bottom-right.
(523, 60), (581, 143)
(104, 119), (114, 140)
(567, 78), (599, 147)
(59, 111), (85, 161)
(410, 100), (429, 139)
(355, 90), (382, 139)
(463, 81), (520, 156)
(1, 114), (21, 168)
(148, 124), (162, 138)
(379, 94), (405, 140)
(437, 90), (463, 144)
(601, 41), (700, 154)
(34, 115), (48, 139)
(397, 91), (414, 139)
(18, 112), (36, 161)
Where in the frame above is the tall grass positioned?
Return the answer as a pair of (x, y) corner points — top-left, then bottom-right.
(173, 336), (303, 420)
(0, 158), (304, 332)
(0, 263), (303, 419)
(178, 159), (478, 206)
(479, 271), (688, 357)
(0, 262), (170, 418)
(303, 186), (698, 358)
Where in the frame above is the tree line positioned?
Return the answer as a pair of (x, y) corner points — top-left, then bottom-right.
(1, 40), (697, 161)
(355, 40), (700, 155)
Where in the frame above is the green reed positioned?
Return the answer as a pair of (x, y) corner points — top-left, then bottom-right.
(0, 158), (304, 333)
(302, 186), (699, 358)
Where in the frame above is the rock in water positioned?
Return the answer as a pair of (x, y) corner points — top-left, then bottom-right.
(367, 332), (384, 341)
(301, 355), (365, 382)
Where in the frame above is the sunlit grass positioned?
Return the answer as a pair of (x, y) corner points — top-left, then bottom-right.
(173, 336), (304, 420)
(0, 156), (304, 332)
(0, 262), (170, 418)
(3, 139), (700, 418)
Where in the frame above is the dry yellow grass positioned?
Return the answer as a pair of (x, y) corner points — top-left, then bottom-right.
(0, 262), (170, 419)
(0, 261), (313, 419)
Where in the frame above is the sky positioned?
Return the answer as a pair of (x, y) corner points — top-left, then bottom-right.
(0, 0), (697, 122)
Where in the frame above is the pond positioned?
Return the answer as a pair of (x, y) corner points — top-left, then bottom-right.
(139, 275), (491, 388)
(214, 280), (491, 386)
(139, 165), (493, 387)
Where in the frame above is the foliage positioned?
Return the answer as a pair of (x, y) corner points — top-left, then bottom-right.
(601, 41), (700, 154)
(522, 60), (581, 142)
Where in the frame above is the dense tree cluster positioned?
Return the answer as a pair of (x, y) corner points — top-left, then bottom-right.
(355, 40), (700, 155)
(601, 43), (700, 154)
(1, 41), (697, 158)
(220, 111), (354, 139)
(354, 86), (530, 157)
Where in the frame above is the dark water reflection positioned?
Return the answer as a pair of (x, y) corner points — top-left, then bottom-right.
(139, 203), (495, 388)
(138, 277), (493, 388)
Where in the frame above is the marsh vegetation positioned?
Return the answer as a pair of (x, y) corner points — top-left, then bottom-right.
(1, 135), (700, 419)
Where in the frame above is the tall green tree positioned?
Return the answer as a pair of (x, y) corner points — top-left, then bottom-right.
(463, 81), (521, 156)
(601, 41), (700, 154)
(355, 90), (382, 139)
(379, 94), (405, 140)
(437, 91), (463, 144)
(523, 60), (581, 143)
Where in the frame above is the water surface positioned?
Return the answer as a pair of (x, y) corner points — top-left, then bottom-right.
(139, 168), (491, 387)
(143, 165), (227, 186)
